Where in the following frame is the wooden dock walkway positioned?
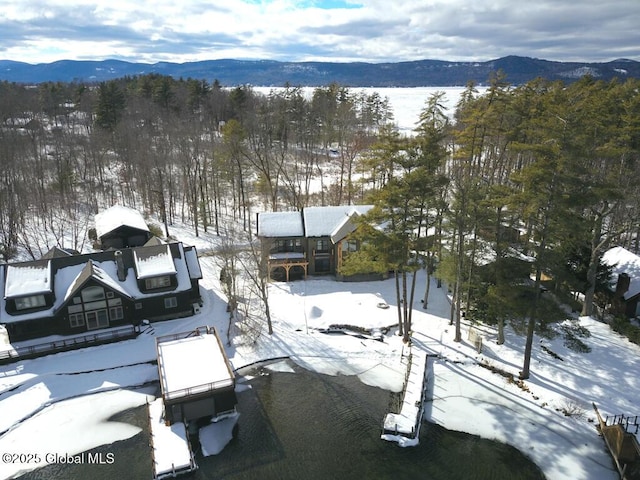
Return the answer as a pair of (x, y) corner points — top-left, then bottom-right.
(148, 398), (197, 479)
(381, 349), (429, 447)
(593, 403), (640, 480)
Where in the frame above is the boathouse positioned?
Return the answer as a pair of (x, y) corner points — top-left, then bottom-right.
(156, 326), (237, 425)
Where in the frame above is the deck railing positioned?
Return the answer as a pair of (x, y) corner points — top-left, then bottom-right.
(163, 378), (235, 401)
(0, 325), (140, 364)
(156, 325), (236, 402)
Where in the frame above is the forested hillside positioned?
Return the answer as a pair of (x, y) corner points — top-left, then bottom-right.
(1, 56), (639, 86)
(1, 74), (639, 377)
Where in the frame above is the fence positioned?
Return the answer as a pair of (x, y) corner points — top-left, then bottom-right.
(0, 325), (140, 364)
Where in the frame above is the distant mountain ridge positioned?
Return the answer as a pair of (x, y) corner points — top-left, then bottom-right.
(0, 55), (638, 86)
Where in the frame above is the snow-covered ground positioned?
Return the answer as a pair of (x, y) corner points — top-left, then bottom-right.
(1, 219), (636, 479)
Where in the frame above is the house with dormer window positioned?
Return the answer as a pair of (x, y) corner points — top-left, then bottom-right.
(0, 207), (203, 343)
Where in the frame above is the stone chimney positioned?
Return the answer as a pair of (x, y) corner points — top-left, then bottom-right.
(115, 250), (126, 281)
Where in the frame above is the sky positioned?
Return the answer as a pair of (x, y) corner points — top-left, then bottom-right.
(0, 0), (638, 65)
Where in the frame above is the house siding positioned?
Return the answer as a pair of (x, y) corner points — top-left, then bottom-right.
(1, 240), (202, 343)
(258, 206), (373, 281)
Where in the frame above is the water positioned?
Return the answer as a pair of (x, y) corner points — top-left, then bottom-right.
(20, 361), (545, 480)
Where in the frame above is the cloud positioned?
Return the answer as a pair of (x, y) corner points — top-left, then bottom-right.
(0, 0), (638, 64)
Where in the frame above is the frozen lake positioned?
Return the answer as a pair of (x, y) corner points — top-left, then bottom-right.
(253, 86), (488, 135)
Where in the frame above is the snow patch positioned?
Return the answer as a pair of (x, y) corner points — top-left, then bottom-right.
(199, 413), (240, 456)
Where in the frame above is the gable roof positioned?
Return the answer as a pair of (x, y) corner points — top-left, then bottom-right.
(257, 211), (304, 237)
(41, 246), (79, 259)
(257, 206), (373, 240)
(95, 205), (150, 239)
(602, 246), (640, 299)
(61, 260), (133, 306)
(303, 205), (373, 238)
(5, 260), (52, 299)
(0, 241), (200, 324)
(330, 209), (367, 244)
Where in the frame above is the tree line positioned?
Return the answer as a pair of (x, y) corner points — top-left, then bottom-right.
(352, 74), (640, 378)
(1, 72), (639, 378)
(0, 75), (392, 259)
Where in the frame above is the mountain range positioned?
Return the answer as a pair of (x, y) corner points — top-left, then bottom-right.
(0, 55), (638, 86)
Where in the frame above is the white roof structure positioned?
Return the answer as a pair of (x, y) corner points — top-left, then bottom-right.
(184, 247), (203, 279)
(303, 205), (372, 238)
(257, 205), (373, 241)
(602, 246), (640, 299)
(257, 211), (304, 237)
(95, 205), (150, 238)
(133, 245), (177, 279)
(157, 329), (234, 401)
(4, 261), (52, 298)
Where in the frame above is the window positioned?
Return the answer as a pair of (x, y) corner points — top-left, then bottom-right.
(68, 304), (83, 314)
(342, 240), (358, 253)
(135, 302), (143, 310)
(84, 300), (107, 311)
(108, 298), (122, 307)
(106, 291), (114, 299)
(109, 306), (124, 321)
(274, 238), (302, 253)
(316, 239), (330, 253)
(145, 275), (171, 290)
(81, 286), (105, 303)
(164, 297), (178, 309)
(69, 313), (85, 328)
(86, 310), (109, 330)
(15, 295), (46, 311)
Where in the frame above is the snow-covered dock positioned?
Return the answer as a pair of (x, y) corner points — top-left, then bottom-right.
(381, 349), (429, 447)
(148, 398), (197, 479)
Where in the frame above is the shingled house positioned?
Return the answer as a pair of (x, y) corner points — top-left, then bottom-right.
(256, 205), (373, 281)
(0, 206), (202, 342)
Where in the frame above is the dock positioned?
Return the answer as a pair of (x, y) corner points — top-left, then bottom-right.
(381, 349), (429, 447)
(148, 398), (197, 479)
(593, 403), (640, 480)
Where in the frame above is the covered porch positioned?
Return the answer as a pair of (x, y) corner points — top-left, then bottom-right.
(268, 253), (309, 282)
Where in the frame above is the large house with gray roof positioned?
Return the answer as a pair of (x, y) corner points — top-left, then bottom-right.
(0, 206), (202, 342)
(257, 205), (373, 281)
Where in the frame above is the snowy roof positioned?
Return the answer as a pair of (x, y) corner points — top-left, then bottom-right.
(0, 242), (198, 324)
(303, 205), (372, 238)
(257, 211), (303, 237)
(157, 329), (234, 401)
(602, 246), (640, 299)
(95, 205), (150, 239)
(184, 247), (202, 280)
(62, 261), (132, 304)
(133, 244), (177, 279)
(4, 260), (52, 298)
